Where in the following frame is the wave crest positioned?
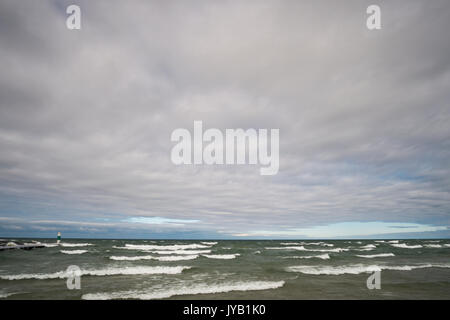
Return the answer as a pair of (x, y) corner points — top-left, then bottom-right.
(0, 266), (191, 280)
(202, 254), (240, 260)
(60, 250), (87, 255)
(82, 280), (285, 300)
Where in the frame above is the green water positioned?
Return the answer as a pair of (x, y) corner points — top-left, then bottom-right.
(0, 239), (449, 299)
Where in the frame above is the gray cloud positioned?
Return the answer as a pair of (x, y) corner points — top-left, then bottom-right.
(0, 0), (449, 238)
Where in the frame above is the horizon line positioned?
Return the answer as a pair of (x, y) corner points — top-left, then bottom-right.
(1, 236), (449, 241)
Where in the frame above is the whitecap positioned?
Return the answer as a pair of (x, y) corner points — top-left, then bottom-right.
(146, 249), (211, 255)
(60, 243), (93, 247)
(265, 246), (307, 251)
(109, 255), (156, 261)
(60, 250), (88, 255)
(303, 242), (334, 247)
(390, 243), (423, 249)
(82, 280), (285, 300)
(202, 254), (240, 260)
(424, 244), (442, 248)
(356, 253), (395, 258)
(116, 244), (210, 251)
(0, 292), (22, 298)
(265, 246), (348, 253)
(280, 242), (302, 245)
(361, 244), (377, 249)
(283, 254), (330, 260)
(0, 266), (190, 280)
(157, 255), (199, 261)
(41, 243), (59, 247)
(109, 255), (198, 261)
(286, 263), (450, 275)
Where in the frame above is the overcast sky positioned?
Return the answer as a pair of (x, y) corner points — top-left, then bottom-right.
(0, 0), (449, 239)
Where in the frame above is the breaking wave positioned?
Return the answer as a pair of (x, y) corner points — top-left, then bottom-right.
(60, 250), (88, 255)
(286, 263), (450, 275)
(0, 292), (22, 299)
(283, 254), (330, 260)
(0, 266), (191, 280)
(60, 243), (93, 247)
(146, 249), (211, 255)
(202, 254), (240, 260)
(280, 242), (334, 247)
(265, 246), (348, 253)
(109, 255), (199, 261)
(390, 243), (423, 249)
(115, 244), (210, 251)
(82, 280), (285, 300)
(356, 253), (395, 258)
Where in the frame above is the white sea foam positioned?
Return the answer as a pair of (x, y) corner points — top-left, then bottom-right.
(60, 250), (88, 255)
(265, 246), (348, 253)
(390, 243), (423, 249)
(424, 244), (443, 248)
(109, 255), (199, 261)
(109, 255), (156, 261)
(283, 254), (330, 260)
(0, 266), (190, 280)
(353, 244), (377, 251)
(42, 242), (92, 248)
(280, 242), (334, 247)
(42, 243), (58, 247)
(303, 242), (334, 247)
(356, 253), (395, 258)
(286, 263), (450, 275)
(82, 280), (285, 300)
(201, 242), (218, 245)
(388, 240), (399, 243)
(60, 243), (93, 247)
(361, 244), (377, 249)
(157, 255), (199, 261)
(146, 249), (211, 255)
(202, 254), (240, 260)
(309, 248), (349, 252)
(265, 246), (307, 251)
(116, 243), (210, 251)
(0, 292), (21, 298)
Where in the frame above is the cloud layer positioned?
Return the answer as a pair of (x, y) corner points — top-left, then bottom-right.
(0, 0), (449, 238)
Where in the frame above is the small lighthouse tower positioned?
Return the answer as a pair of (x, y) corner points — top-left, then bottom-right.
(57, 232), (61, 244)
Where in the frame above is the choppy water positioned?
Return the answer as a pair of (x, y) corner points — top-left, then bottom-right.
(0, 239), (449, 299)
